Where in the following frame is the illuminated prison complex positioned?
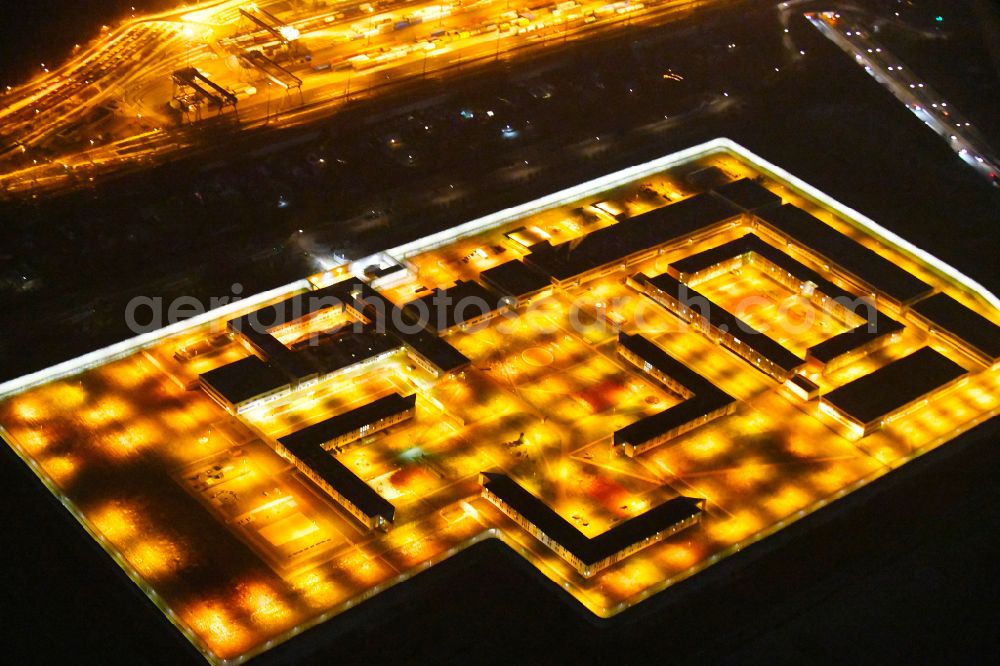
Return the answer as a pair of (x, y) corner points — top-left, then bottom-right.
(203, 172), (999, 547)
(3, 141), (1000, 665)
(199, 171), (997, 547)
(480, 472), (704, 577)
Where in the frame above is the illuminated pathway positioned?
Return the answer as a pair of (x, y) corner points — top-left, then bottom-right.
(1, 139), (998, 664)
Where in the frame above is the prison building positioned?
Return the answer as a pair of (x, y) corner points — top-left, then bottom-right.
(522, 193), (741, 287)
(751, 204), (933, 308)
(670, 233), (857, 317)
(819, 347), (967, 437)
(669, 233), (905, 372)
(630, 272), (805, 381)
(278, 393), (416, 453)
(668, 234), (855, 328)
(805, 312), (904, 373)
(274, 393), (415, 530)
(202, 328), (402, 413)
(228, 281), (360, 359)
(479, 259), (552, 305)
(402, 279), (510, 334)
(223, 280), (405, 390)
(339, 280), (471, 376)
(909, 292), (1000, 367)
(198, 355), (292, 414)
(615, 332), (737, 456)
(479, 472), (704, 577)
(711, 177), (783, 213)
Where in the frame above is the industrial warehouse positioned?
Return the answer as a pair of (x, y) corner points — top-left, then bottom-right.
(2, 141), (998, 665)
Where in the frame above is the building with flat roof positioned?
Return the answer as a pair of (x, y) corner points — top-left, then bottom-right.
(631, 272), (805, 381)
(615, 333), (737, 455)
(291, 448), (396, 531)
(223, 279), (469, 386)
(402, 279), (509, 334)
(785, 373), (820, 401)
(524, 193), (741, 286)
(752, 204), (933, 307)
(667, 233), (905, 372)
(198, 355), (292, 414)
(909, 292), (1000, 366)
(480, 472), (704, 577)
(343, 280), (470, 376)
(223, 280), (404, 393)
(805, 312), (904, 373)
(274, 393), (415, 529)
(820, 347), (967, 437)
(711, 177), (782, 212)
(278, 392), (416, 454)
(479, 259), (552, 304)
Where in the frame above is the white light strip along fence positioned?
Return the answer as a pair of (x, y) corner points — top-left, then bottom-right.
(0, 280), (312, 399)
(722, 139), (1000, 311)
(2, 138), (996, 400)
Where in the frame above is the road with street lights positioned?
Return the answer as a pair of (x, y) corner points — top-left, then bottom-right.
(807, 10), (1000, 187)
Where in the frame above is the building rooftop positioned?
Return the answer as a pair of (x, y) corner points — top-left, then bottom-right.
(671, 233), (848, 303)
(615, 333), (735, 448)
(199, 355), (289, 406)
(668, 234), (906, 366)
(403, 280), (507, 331)
(712, 177), (782, 211)
(613, 395), (734, 448)
(823, 347), (967, 425)
(789, 374), (819, 393)
(278, 393), (416, 455)
(806, 313), (904, 364)
(295, 447), (395, 523)
(754, 204), (932, 304)
(642, 272), (805, 374)
(479, 259), (551, 300)
(911, 292), (1000, 362)
(229, 282), (357, 337)
(618, 332), (728, 398)
(326, 280), (471, 375)
(481, 472), (703, 566)
(525, 193), (740, 282)
(295, 326), (402, 376)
